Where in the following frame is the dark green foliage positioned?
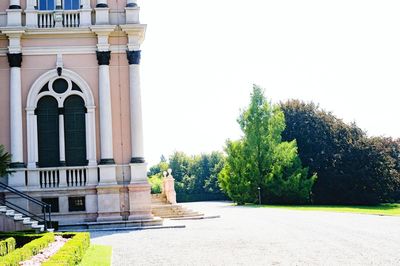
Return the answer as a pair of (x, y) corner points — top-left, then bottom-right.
(42, 232), (90, 266)
(280, 100), (400, 205)
(219, 86), (316, 205)
(148, 151), (226, 201)
(0, 145), (11, 177)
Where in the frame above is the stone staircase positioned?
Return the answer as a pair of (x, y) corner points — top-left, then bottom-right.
(0, 205), (47, 232)
(151, 194), (203, 219)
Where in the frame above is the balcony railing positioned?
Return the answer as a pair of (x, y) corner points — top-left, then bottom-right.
(7, 166), (98, 189)
(36, 10), (81, 28)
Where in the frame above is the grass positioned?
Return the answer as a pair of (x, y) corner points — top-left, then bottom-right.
(254, 203), (400, 216)
(79, 244), (112, 266)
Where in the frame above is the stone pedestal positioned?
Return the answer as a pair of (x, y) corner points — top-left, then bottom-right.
(7, 169), (25, 189)
(98, 164), (117, 185)
(162, 177), (177, 204)
(95, 8), (110, 25)
(96, 185), (122, 222)
(128, 182), (152, 220)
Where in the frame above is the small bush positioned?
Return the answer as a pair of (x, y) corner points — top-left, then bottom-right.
(0, 233), (54, 266)
(0, 238), (16, 257)
(42, 232), (90, 266)
(148, 174), (163, 194)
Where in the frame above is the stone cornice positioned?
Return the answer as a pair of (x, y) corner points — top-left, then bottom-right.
(120, 24), (146, 51)
(90, 25), (116, 52)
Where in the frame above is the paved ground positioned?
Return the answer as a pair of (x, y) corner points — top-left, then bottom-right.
(91, 201), (400, 266)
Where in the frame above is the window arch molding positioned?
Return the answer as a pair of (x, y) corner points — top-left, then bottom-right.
(26, 68), (97, 169)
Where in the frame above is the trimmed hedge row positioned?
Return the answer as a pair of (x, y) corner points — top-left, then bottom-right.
(0, 238), (16, 257)
(0, 233), (54, 266)
(42, 232), (90, 266)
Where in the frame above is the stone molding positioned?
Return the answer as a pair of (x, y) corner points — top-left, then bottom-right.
(130, 157), (145, 163)
(96, 50), (111, 65)
(127, 50), (141, 65)
(96, 3), (108, 8)
(9, 5), (21, 9)
(7, 52), (22, 67)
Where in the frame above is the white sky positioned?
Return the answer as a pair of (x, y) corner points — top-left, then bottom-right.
(138, 0), (400, 165)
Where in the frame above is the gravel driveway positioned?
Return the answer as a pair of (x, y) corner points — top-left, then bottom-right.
(91, 201), (400, 266)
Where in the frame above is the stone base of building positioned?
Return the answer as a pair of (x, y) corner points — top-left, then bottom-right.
(128, 182), (153, 220)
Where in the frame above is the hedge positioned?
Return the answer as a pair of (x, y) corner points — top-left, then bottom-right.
(0, 233), (54, 266)
(42, 232), (90, 266)
(0, 238), (16, 257)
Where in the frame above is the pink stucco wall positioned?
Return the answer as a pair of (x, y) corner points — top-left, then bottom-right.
(0, 2), (9, 12)
(0, 34), (133, 166)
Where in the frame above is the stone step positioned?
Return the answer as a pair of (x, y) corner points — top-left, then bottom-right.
(13, 213), (24, 221)
(5, 210), (15, 216)
(0, 206), (7, 213)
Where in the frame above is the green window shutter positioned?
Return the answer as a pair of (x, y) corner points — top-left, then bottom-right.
(36, 96), (60, 167)
(64, 95), (87, 166)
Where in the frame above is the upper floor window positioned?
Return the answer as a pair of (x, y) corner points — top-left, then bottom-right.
(39, 0), (55, 10)
(38, 0), (80, 10)
(64, 0), (80, 10)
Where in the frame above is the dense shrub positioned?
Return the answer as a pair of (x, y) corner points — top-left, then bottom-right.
(0, 233), (54, 266)
(0, 232), (41, 248)
(280, 100), (400, 204)
(148, 174), (163, 194)
(0, 238), (16, 257)
(42, 232), (90, 266)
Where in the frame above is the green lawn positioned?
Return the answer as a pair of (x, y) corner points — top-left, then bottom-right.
(254, 203), (400, 216)
(79, 244), (112, 266)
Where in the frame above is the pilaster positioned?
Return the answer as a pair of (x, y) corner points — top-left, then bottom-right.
(6, 30), (24, 169)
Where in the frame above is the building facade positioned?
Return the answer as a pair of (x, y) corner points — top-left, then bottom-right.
(0, 0), (153, 225)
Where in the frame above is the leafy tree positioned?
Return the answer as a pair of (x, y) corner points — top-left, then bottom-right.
(280, 100), (400, 204)
(219, 85), (316, 205)
(148, 151), (226, 200)
(0, 145), (11, 177)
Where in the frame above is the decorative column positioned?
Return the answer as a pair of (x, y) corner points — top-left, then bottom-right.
(96, 51), (114, 166)
(121, 25), (152, 220)
(95, 0), (109, 25)
(91, 26), (122, 222)
(5, 31), (24, 169)
(7, 53), (24, 168)
(127, 50), (145, 165)
(7, 0), (22, 27)
(5, 31), (25, 189)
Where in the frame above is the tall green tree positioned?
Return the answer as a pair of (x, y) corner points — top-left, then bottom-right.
(280, 100), (400, 204)
(0, 145), (11, 177)
(219, 85), (316, 204)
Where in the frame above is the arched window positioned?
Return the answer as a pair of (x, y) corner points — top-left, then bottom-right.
(64, 0), (80, 10)
(64, 95), (87, 166)
(38, 0), (55, 10)
(36, 96), (60, 167)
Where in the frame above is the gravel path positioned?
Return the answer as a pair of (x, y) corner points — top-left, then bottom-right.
(91, 201), (400, 266)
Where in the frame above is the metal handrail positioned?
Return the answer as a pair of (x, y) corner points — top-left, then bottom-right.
(0, 182), (52, 230)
